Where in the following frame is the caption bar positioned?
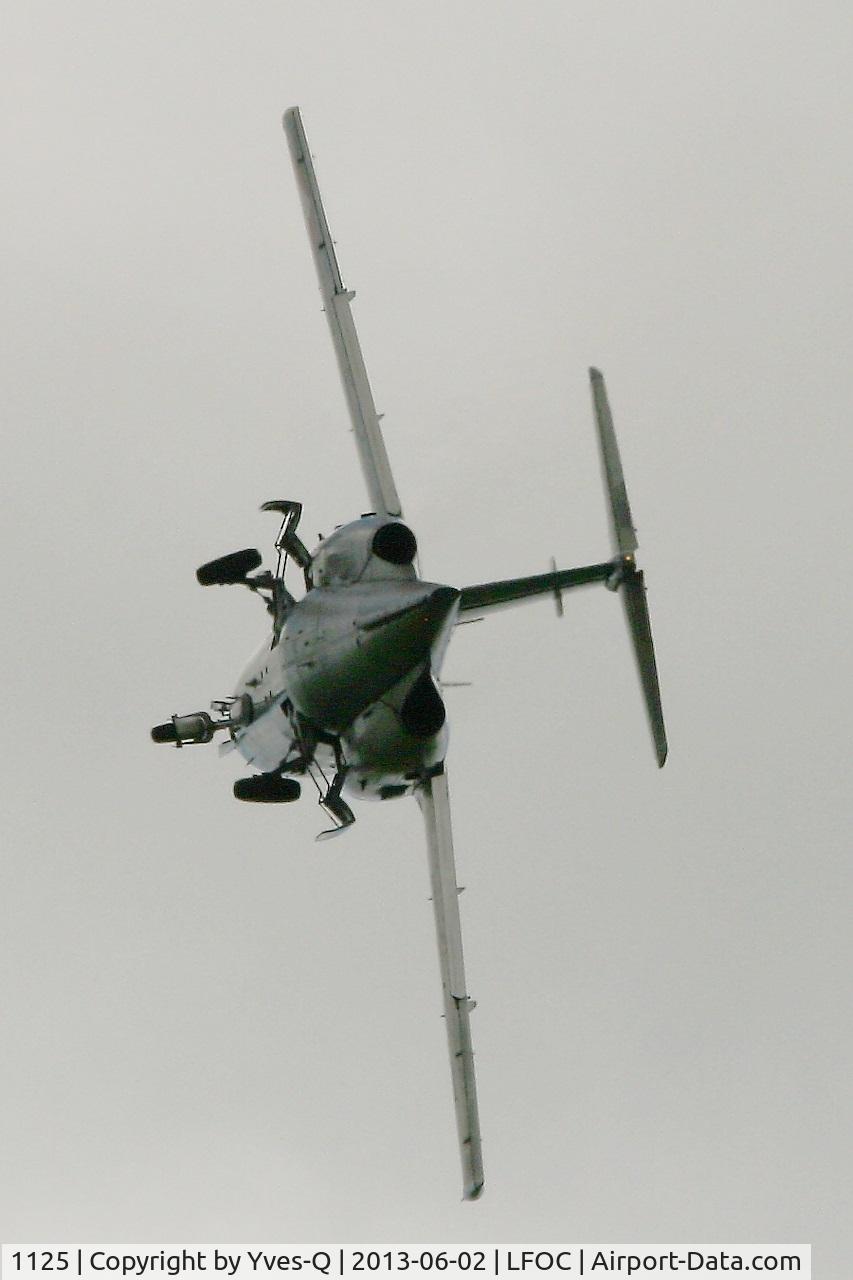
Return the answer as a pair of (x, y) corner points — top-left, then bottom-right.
(1, 1247), (811, 1280)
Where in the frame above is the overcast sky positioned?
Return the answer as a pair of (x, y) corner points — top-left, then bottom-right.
(2, 0), (851, 1266)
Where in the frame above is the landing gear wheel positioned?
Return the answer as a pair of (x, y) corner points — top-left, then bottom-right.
(197, 548), (263, 586)
(233, 774), (301, 803)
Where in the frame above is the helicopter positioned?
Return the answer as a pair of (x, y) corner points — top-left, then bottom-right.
(151, 106), (667, 1202)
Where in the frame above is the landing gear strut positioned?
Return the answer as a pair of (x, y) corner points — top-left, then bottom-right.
(316, 770), (355, 841)
(286, 713), (356, 841)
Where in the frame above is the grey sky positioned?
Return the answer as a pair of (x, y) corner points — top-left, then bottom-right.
(2, 0), (851, 1264)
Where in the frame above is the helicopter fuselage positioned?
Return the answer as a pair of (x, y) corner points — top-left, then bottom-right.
(230, 516), (459, 800)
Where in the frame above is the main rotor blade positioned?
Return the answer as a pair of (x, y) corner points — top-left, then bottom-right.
(283, 106), (403, 519)
(590, 367), (638, 557)
(417, 770), (484, 1200)
(622, 569), (668, 767)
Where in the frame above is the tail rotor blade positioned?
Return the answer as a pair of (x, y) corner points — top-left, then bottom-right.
(621, 569), (668, 767)
(589, 367), (668, 766)
(590, 367), (638, 557)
